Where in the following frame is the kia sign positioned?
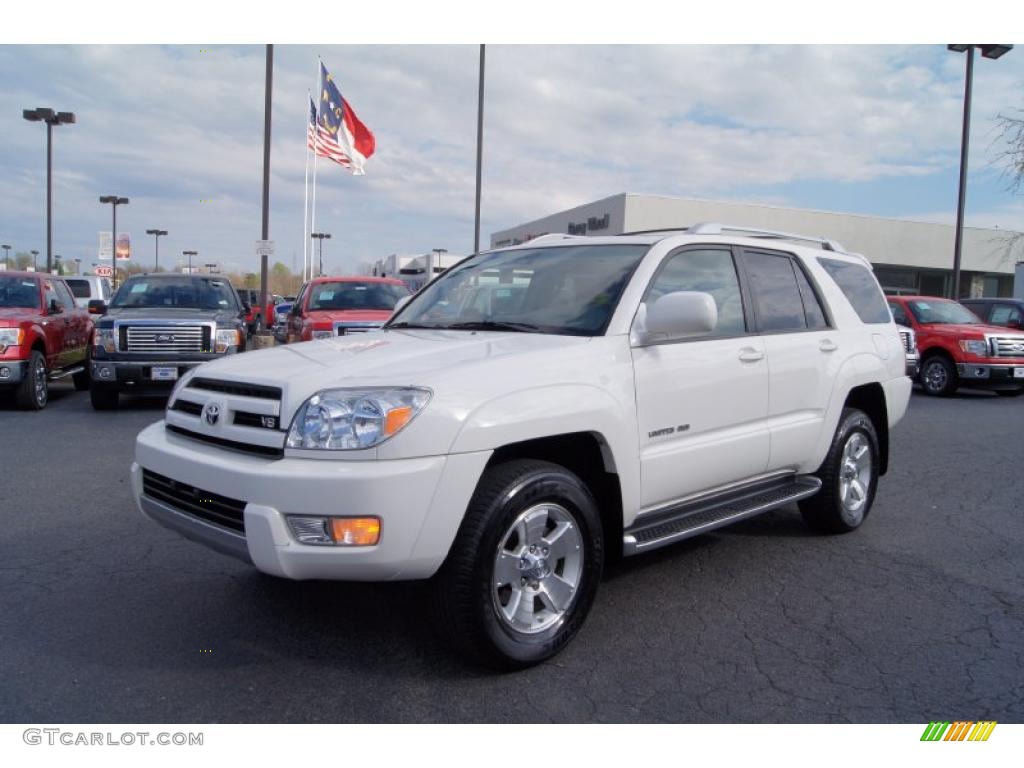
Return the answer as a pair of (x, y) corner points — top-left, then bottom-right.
(94, 265), (113, 277)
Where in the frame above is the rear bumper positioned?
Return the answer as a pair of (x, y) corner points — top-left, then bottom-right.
(956, 362), (1024, 389)
(0, 359), (28, 385)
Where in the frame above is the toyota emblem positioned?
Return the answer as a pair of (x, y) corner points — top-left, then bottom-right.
(201, 402), (221, 426)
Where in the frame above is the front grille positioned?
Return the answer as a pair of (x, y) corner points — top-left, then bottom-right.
(189, 377), (282, 400)
(990, 335), (1024, 358)
(898, 329), (914, 353)
(142, 469), (246, 533)
(166, 424), (284, 458)
(124, 325), (208, 353)
(171, 399), (203, 416)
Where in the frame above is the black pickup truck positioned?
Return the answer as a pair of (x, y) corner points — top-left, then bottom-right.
(88, 273), (249, 410)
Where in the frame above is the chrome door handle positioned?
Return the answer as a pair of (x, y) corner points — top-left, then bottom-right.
(738, 348), (764, 363)
(819, 339), (838, 353)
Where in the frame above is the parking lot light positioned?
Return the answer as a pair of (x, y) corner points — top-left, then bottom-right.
(23, 107), (75, 275)
(99, 196), (129, 290)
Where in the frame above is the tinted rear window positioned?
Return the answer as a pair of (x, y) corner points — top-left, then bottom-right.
(66, 279), (92, 298)
(818, 257), (890, 324)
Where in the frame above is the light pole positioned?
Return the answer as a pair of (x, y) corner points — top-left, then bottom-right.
(54, 254), (62, 275)
(947, 44), (1013, 299)
(99, 196), (129, 290)
(145, 228), (168, 272)
(30, 250), (39, 272)
(23, 108), (75, 275)
(311, 232), (330, 277)
(182, 250), (198, 274)
(1, 245), (10, 269)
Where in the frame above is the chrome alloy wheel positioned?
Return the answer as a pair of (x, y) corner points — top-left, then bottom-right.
(922, 360), (947, 393)
(492, 503), (584, 635)
(33, 355), (47, 407)
(838, 432), (872, 525)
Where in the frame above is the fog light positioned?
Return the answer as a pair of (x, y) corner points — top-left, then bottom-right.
(330, 517), (381, 546)
(0, 367), (9, 379)
(287, 516), (333, 545)
(976, 368), (987, 377)
(286, 515), (381, 546)
(97, 365), (114, 380)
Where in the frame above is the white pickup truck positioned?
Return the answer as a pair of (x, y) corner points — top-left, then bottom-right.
(132, 223), (911, 668)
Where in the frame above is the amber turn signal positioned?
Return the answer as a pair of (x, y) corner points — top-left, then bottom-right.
(330, 517), (381, 546)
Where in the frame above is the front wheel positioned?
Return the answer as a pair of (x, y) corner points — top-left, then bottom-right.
(14, 351), (48, 410)
(799, 408), (880, 534)
(431, 459), (604, 670)
(920, 356), (958, 397)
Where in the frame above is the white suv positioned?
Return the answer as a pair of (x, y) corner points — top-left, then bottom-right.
(132, 223), (911, 668)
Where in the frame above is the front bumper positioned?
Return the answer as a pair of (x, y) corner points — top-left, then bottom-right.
(956, 362), (1024, 389)
(132, 421), (491, 581)
(905, 354), (919, 379)
(0, 359), (29, 386)
(92, 358), (214, 390)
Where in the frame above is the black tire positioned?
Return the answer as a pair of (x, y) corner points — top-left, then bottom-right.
(919, 355), (958, 397)
(90, 383), (119, 411)
(995, 389), (1023, 398)
(431, 459), (604, 670)
(799, 408), (880, 534)
(72, 362), (90, 391)
(14, 350), (48, 410)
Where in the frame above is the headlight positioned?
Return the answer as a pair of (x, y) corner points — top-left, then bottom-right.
(95, 328), (116, 353)
(286, 387), (431, 450)
(958, 339), (988, 356)
(312, 330), (334, 340)
(215, 328), (242, 353)
(0, 328), (24, 353)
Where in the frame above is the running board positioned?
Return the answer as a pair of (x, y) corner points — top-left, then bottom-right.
(49, 366), (84, 381)
(622, 476), (822, 556)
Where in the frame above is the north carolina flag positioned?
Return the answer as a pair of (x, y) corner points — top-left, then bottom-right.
(315, 62), (375, 175)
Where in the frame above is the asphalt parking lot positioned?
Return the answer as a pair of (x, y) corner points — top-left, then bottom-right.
(1, 383), (1022, 723)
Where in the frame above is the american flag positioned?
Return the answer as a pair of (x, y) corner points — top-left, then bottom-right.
(306, 63), (375, 175)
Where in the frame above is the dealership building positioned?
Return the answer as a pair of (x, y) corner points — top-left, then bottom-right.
(491, 193), (1023, 298)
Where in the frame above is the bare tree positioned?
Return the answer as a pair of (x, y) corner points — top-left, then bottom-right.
(991, 110), (1024, 267)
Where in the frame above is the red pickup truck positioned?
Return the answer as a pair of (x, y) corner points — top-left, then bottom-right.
(285, 276), (409, 342)
(0, 271), (94, 409)
(887, 295), (1024, 397)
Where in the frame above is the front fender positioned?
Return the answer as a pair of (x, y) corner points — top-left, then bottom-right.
(448, 383), (642, 519)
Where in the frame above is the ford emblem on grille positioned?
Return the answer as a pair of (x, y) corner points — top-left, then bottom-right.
(1009, 343), (1024, 353)
(155, 333), (175, 343)
(202, 402), (221, 426)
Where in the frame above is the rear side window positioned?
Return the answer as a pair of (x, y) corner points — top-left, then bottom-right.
(66, 279), (92, 299)
(743, 251), (808, 332)
(818, 257), (891, 324)
(991, 304), (1022, 326)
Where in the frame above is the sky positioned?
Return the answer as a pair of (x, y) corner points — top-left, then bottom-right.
(1, 43), (1023, 277)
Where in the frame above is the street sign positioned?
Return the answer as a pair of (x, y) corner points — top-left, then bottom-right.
(95, 265), (113, 277)
(256, 240), (274, 258)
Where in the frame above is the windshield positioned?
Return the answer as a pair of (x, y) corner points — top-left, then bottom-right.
(0, 276), (40, 309)
(388, 244), (649, 336)
(110, 277), (240, 310)
(908, 299), (982, 325)
(308, 281), (409, 311)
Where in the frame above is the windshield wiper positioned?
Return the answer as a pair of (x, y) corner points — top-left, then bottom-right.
(386, 321), (444, 330)
(443, 321), (542, 333)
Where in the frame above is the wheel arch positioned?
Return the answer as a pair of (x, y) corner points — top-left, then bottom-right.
(844, 383), (889, 475)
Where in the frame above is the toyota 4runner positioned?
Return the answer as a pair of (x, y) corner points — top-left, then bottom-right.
(132, 224), (911, 668)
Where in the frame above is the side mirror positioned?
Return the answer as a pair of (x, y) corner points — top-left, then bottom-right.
(289, 304), (303, 317)
(88, 299), (108, 315)
(241, 300), (252, 313)
(49, 299), (64, 315)
(636, 291), (718, 345)
(392, 296), (412, 315)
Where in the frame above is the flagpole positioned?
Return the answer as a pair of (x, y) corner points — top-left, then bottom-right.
(310, 58), (321, 280)
(302, 92), (311, 284)
(474, 44), (485, 256)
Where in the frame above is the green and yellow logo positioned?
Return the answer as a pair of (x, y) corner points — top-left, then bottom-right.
(921, 721), (997, 742)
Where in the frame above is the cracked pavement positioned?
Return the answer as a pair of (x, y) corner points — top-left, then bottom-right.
(1, 383), (1022, 722)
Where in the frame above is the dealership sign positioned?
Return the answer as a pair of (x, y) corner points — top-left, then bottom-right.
(99, 232), (131, 261)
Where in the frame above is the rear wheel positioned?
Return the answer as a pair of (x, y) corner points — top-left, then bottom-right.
(90, 383), (119, 410)
(14, 351), (48, 410)
(431, 459), (604, 670)
(799, 408), (880, 534)
(920, 355), (958, 397)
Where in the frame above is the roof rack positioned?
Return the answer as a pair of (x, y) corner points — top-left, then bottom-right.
(621, 221), (846, 253)
(523, 233), (589, 245)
